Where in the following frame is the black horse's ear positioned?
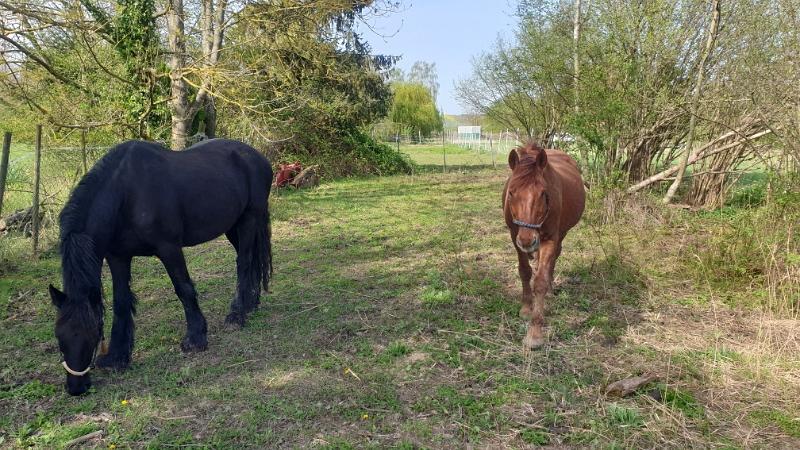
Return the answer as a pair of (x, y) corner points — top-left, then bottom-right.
(535, 148), (548, 170)
(508, 148), (520, 170)
(49, 285), (66, 308)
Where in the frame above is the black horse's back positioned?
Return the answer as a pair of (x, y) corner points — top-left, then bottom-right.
(52, 138), (274, 395)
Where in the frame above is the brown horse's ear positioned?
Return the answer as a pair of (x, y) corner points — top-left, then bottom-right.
(535, 148), (548, 170)
(508, 148), (520, 170)
(49, 285), (66, 308)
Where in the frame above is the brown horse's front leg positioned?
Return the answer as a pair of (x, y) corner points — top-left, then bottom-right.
(516, 248), (534, 319)
(524, 240), (557, 349)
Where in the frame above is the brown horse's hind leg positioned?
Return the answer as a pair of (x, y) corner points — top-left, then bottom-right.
(516, 248), (534, 320)
(524, 240), (558, 349)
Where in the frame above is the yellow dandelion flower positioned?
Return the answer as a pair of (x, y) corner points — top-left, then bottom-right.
(363, 414), (368, 419)
(173, 338), (179, 342)
(109, 445), (116, 449)
(161, 336), (166, 341)
(344, 369), (349, 374)
(121, 400), (128, 405)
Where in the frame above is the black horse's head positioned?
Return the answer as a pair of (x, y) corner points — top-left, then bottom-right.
(49, 285), (104, 396)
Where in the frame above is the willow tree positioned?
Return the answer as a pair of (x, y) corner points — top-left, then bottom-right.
(390, 82), (442, 137)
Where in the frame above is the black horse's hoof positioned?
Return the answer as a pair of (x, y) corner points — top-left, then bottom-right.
(224, 311), (246, 327)
(95, 353), (130, 371)
(180, 335), (208, 353)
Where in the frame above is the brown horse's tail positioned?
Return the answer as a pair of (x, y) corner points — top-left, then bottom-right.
(253, 205), (273, 293)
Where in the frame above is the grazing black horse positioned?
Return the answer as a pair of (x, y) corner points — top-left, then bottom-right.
(49, 139), (273, 395)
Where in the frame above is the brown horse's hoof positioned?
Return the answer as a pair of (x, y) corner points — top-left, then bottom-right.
(519, 306), (532, 319)
(523, 336), (546, 349)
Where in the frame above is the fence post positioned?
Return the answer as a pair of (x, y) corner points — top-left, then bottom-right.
(490, 132), (495, 169)
(32, 125), (42, 253)
(442, 128), (447, 173)
(81, 130), (88, 175)
(0, 132), (11, 215)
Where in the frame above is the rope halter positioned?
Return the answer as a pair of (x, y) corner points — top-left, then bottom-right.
(511, 191), (550, 230)
(60, 317), (105, 377)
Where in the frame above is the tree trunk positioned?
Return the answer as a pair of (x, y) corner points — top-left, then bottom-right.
(573, 0), (590, 179)
(167, 0), (226, 150)
(168, 0), (191, 150)
(663, 0), (721, 204)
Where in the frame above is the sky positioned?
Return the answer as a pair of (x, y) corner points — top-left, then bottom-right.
(362, 2), (519, 116)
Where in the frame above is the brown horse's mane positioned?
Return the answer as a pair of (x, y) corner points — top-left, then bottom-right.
(509, 142), (547, 192)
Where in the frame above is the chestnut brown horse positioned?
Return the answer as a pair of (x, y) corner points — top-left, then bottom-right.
(502, 141), (585, 349)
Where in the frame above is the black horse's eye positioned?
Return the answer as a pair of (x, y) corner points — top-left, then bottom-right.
(508, 192), (513, 198)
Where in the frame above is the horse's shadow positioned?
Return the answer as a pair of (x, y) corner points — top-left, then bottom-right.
(546, 250), (647, 347)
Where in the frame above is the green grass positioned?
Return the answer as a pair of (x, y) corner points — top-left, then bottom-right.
(1, 150), (799, 448)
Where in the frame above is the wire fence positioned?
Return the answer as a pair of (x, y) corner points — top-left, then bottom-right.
(373, 129), (524, 155)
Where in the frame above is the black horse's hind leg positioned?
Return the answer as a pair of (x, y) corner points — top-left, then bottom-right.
(158, 246), (208, 352)
(96, 254), (136, 370)
(225, 212), (260, 326)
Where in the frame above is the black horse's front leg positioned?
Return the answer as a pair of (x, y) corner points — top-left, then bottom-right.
(159, 246), (208, 352)
(95, 254), (136, 370)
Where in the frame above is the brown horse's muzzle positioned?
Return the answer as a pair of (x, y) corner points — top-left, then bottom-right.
(516, 232), (540, 254)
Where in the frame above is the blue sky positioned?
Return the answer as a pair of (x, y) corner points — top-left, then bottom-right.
(362, 2), (518, 115)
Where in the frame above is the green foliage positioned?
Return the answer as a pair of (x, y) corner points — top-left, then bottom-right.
(749, 409), (800, 437)
(390, 82), (443, 136)
(384, 341), (411, 358)
(521, 427), (550, 445)
(661, 387), (705, 420)
(0, 380), (58, 401)
(606, 403), (643, 428)
(687, 189), (800, 312)
(276, 124), (412, 177)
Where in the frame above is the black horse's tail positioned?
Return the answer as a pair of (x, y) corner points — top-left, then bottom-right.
(252, 205), (273, 293)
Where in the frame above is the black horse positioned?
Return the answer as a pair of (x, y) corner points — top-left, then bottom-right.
(49, 139), (273, 395)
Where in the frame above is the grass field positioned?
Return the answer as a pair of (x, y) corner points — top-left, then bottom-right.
(0, 146), (798, 449)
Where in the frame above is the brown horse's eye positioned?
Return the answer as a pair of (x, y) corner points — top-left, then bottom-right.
(508, 192), (513, 198)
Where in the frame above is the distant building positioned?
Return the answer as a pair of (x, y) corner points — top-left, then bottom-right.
(457, 126), (481, 140)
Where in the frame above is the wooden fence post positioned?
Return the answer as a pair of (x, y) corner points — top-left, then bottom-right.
(490, 132), (495, 169)
(0, 132), (11, 215)
(442, 128), (447, 173)
(81, 130), (88, 175)
(32, 125), (42, 253)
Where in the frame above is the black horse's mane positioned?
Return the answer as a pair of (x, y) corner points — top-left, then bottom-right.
(60, 144), (128, 237)
(58, 145), (129, 310)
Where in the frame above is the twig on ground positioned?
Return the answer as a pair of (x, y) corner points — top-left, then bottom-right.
(226, 359), (257, 368)
(156, 415), (196, 421)
(344, 365), (362, 382)
(284, 302), (327, 318)
(65, 430), (102, 447)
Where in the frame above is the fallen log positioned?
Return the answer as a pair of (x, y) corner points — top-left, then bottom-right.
(605, 373), (659, 397)
(0, 207), (39, 233)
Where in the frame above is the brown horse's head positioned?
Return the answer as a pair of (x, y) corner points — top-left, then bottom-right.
(506, 142), (550, 254)
(50, 285), (104, 396)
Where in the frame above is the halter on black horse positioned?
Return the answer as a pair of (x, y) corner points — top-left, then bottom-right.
(59, 318), (104, 377)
